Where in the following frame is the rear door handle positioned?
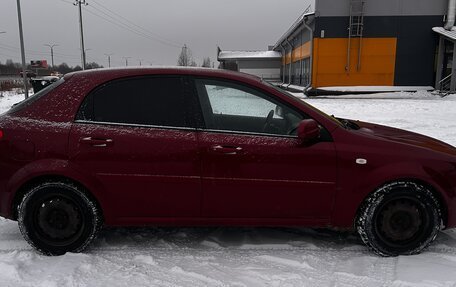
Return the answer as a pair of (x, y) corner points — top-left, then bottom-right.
(80, 137), (114, 147)
(210, 145), (243, 155)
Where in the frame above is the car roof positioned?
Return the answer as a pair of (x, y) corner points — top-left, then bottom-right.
(65, 66), (263, 84)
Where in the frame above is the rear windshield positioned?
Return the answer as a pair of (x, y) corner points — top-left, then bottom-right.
(6, 78), (64, 114)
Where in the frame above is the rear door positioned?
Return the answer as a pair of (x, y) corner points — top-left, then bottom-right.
(68, 76), (202, 222)
(193, 78), (337, 222)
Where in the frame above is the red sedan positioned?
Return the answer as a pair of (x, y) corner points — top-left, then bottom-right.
(0, 68), (455, 256)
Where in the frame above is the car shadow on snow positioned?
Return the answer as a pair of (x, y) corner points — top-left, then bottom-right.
(90, 226), (368, 252)
(88, 226), (456, 253)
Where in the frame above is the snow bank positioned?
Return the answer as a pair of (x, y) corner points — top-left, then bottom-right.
(0, 90), (28, 114)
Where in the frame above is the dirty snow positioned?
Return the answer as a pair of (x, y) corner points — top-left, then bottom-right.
(0, 90), (456, 286)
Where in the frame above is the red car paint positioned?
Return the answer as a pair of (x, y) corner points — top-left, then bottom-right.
(0, 67), (455, 229)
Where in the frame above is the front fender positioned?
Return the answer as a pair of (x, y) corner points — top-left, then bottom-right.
(331, 161), (454, 228)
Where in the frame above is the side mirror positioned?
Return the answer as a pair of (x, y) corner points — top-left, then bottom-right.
(297, 119), (320, 143)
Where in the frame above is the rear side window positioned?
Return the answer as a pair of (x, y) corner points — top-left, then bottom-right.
(76, 76), (193, 128)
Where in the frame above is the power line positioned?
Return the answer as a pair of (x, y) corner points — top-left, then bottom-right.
(57, 0), (188, 65)
(59, 0), (181, 49)
(0, 44), (47, 57)
(0, 51), (19, 59)
(0, 40), (103, 65)
(0, 45), (82, 65)
(90, 0), (181, 48)
(82, 6), (180, 51)
(0, 42), (81, 59)
(58, 0), (74, 4)
(88, 4), (179, 47)
(83, 7), (154, 42)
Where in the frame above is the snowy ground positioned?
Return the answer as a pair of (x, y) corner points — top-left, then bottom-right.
(1, 90), (456, 286)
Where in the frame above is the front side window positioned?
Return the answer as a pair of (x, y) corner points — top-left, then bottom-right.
(77, 76), (192, 128)
(195, 79), (304, 136)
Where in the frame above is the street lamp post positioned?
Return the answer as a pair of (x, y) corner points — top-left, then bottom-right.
(44, 44), (59, 68)
(123, 57), (131, 67)
(104, 53), (113, 68)
(15, 0), (29, 99)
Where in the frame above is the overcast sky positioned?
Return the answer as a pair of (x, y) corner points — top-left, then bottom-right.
(1, 0), (313, 68)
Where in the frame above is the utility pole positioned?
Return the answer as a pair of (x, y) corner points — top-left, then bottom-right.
(16, 0), (28, 99)
(83, 48), (91, 68)
(74, 0), (88, 70)
(0, 32), (5, 97)
(44, 43), (58, 68)
(104, 53), (113, 68)
(123, 57), (131, 67)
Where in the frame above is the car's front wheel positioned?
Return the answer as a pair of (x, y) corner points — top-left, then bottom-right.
(356, 181), (442, 256)
(18, 181), (102, 256)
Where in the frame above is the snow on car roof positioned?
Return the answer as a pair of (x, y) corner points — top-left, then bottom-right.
(64, 66), (264, 84)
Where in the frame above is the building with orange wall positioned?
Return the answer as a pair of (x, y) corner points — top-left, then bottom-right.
(274, 0), (455, 94)
(219, 0), (456, 94)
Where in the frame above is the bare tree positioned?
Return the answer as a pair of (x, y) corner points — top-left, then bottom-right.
(201, 57), (211, 68)
(177, 44), (197, 67)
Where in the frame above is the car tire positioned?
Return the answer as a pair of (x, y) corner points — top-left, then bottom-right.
(356, 181), (442, 257)
(18, 181), (102, 256)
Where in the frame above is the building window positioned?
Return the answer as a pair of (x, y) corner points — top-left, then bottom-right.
(301, 58), (311, 86)
(294, 61), (300, 85)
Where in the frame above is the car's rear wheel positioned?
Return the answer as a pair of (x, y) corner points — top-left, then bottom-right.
(356, 181), (442, 256)
(18, 181), (102, 256)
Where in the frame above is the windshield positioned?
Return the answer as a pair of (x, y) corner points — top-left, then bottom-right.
(7, 78), (65, 114)
(263, 81), (344, 127)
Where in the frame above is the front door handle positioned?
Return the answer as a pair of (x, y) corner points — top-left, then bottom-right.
(80, 137), (114, 148)
(210, 145), (243, 155)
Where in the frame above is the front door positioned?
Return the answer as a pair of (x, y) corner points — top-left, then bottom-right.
(69, 76), (201, 222)
(193, 79), (337, 221)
